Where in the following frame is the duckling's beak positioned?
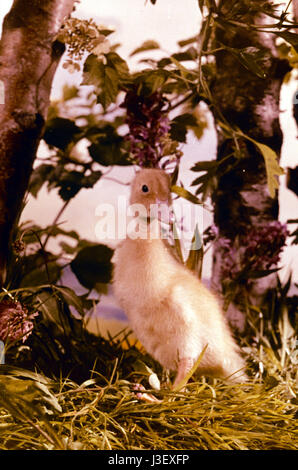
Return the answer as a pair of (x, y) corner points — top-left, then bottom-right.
(153, 198), (175, 224)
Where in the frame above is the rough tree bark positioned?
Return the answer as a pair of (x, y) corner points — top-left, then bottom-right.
(0, 0), (75, 286)
(210, 0), (291, 329)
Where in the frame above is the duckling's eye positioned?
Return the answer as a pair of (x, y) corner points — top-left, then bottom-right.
(142, 184), (149, 193)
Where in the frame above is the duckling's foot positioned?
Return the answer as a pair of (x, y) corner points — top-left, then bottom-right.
(133, 383), (161, 403)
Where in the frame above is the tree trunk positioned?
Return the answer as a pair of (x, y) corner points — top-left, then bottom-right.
(287, 0), (298, 196)
(0, 0), (75, 286)
(210, 0), (291, 329)
(292, 0), (298, 129)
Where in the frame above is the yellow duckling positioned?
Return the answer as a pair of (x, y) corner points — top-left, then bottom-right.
(113, 169), (247, 388)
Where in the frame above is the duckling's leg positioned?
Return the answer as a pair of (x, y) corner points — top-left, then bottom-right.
(173, 357), (195, 390)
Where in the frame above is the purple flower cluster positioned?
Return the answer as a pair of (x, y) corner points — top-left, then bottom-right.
(209, 221), (289, 281)
(0, 300), (38, 344)
(242, 221), (289, 271)
(122, 90), (171, 167)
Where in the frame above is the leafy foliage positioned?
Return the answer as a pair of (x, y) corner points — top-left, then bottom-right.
(43, 117), (81, 150)
(71, 244), (114, 290)
(130, 40), (160, 57)
(242, 134), (284, 198)
(88, 124), (130, 166)
(170, 113), (199, 143)
(82, 52), (129, 109)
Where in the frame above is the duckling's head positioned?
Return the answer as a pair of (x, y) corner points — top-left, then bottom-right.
(130, 169), (171, 213)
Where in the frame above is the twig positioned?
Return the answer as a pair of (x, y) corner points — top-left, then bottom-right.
(43, 199), (71, 250)
(168, 92), (194, 112)
(102, 176), (131, 186)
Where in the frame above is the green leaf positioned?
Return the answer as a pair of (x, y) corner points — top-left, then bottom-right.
(98, 28), (115, 37)
(170, 113), (198, 143)
(98, 66), (119, 109)
(71, 244), (114, 290)
(57, 171), (84, 201)
(88, 125), (130, 166)
(29, 164), (55, 198)
(106, 52), (129, 78)
(130, 40), (160, 57)
(82, 53), (104, 88)
(228, 46), (268, 79)
(88, 141), (125, 166)
(55, 169), (102, 201)
(81, 170), (102, 188)
(59, 241), (78, 255)
(0, 365), (52, 384)
(191, 160), (223, 201)
(53, 286), (85, 317)
(62, 84), (79, 101)
(191, 161), (219, 172)
(170, 162), (179, 186)
(273, 31), (298, 53)
(158, 48), (197, 67)
(191, 173), (210, 186)
(171, 185), (202, 204)
(244, 267), (281, 279)
(170, 111), (208, 143)
(244, 136), (284, 198)
(43, 118), (81, 150)
(35, 287), (81, 338)
(83, 53), (129, 109)
(169, 56), (192, 81)
(195, 174), (217, 200)
(178, 35), (198, 48)
(83, 55), (119, 109)
(138, 69), (169, 94)
(35, 291), (64, 332)
(0, 375), (62, 415)
(48, 226), (80, 241)
(257, 143), (284, 197)
(172, 48), (197, 62)
(185, 225), (204, 278)
(20, 253), (62, 287)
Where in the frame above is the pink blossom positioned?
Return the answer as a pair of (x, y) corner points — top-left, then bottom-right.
(211, 221), (289, 282)
(0, 300), (38, 343)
